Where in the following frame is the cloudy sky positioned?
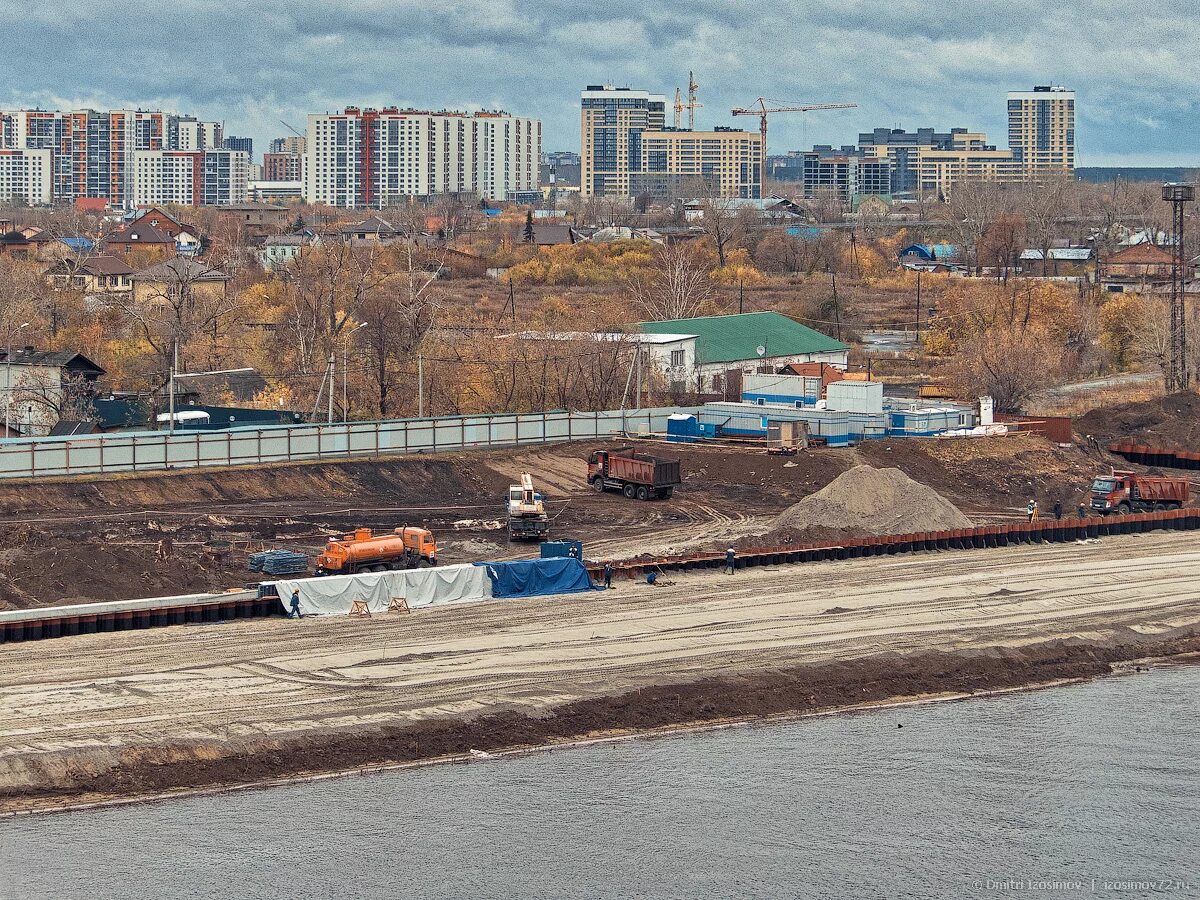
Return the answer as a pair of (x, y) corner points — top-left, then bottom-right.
(4, 0), (1197, 165)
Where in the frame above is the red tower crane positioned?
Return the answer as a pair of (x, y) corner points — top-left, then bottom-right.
(731, 98), (858, 189)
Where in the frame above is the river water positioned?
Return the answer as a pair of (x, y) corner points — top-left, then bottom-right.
(2, 664), (1197, 899)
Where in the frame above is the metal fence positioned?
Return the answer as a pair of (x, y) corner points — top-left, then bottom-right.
(0, 407), (697, 481)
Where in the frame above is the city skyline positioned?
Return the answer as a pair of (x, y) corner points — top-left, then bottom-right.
(1, 1), (1196, 167)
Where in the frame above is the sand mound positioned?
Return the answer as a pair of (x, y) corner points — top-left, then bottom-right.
(773, 465), (973, 535)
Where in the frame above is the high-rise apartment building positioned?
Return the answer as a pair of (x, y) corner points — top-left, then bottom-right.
(269, 135), (306, 156)
(633, 127), (762, 199)
(263, 151), (303, 182)
(130, 150), (250, 207)
(303, 107), (540, 208)
(1007, 85), (1075, 173)
(0, 108), (233, 207)
(222, 135), (254, 159)
(855, 126), (1023, 198)
(0, 148), (52, 204)
(172, 117), (223, 151)
(580, 86), (667, 198)
(581, 85), (763, 199)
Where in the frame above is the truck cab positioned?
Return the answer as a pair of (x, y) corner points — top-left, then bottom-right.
(1090, 476), (1125, 513)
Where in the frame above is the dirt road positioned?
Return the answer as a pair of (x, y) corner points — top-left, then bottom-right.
(1, 530), (1197, 811)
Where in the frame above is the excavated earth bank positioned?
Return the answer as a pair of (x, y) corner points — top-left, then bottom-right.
(3, 633), (1196, 816)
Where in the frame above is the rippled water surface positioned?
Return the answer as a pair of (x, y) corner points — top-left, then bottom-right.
(2, 665), (1197, 899)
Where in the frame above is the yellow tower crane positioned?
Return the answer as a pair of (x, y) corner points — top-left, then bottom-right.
(730, 98), (857, 189)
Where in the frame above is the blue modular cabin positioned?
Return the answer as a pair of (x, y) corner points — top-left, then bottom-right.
(740, 372), (825, 407)
(699, 401), (855, 447)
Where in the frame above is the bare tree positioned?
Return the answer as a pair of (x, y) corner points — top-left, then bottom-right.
(1017, 175), (1072, 271)
(627, 243), (714, 320)
(946, 178), (1009, 273)
(13, 370), (97, 429)
(111, 258), (241, 378)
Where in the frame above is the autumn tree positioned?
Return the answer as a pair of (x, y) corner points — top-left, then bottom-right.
(947, 322), (1066, 412)
(978, 215), (1027, 279)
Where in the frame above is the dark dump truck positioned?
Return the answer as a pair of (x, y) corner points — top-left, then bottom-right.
(587, 447), (681, 501)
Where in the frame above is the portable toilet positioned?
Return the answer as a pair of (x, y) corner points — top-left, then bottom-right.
(666, 413), (701, 443)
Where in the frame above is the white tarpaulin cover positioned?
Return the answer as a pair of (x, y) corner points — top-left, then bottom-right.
(273, 563), (492, 616)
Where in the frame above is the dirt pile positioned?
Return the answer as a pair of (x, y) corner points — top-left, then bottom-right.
(1077, 392), (1200, 448)
(856, 435), (1097, 513)
(772, 465), (973, 535)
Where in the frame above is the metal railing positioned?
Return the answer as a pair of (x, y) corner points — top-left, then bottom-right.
(0, 407), (696, 480)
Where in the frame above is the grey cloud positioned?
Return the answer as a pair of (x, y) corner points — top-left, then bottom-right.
(1, 0), (1197, 165)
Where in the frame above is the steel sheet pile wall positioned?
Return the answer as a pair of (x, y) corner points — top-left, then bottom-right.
(588, 508), (1200, 581)
(1108, 441), (1200, 470)
(0, 589), (266, 643)
(4, 510), (1197, 645)
(0, 407), (695, 480)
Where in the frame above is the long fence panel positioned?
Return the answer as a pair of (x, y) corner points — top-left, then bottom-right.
(0, 407), (696, 481)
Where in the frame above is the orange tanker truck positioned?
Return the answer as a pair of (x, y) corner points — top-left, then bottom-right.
(315, 526), (438, 575)
(1088, 471), (1189, 515)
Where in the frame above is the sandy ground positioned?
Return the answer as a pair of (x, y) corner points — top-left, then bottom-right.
(1, 529), (1198, 812)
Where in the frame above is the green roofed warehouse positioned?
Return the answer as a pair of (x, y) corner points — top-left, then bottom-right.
(638, 311), (848, 394)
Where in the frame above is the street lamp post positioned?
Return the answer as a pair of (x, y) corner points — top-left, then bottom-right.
(343, 322), (368, 424)
(5, 322), (30, 437)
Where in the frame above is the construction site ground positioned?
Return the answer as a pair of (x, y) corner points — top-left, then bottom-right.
(1, 529), (1197, 813)
(0, 431), (1113, 610)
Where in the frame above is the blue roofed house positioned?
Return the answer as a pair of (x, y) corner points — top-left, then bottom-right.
(638, 311), (849, 395)
(899, 243), (959, 267)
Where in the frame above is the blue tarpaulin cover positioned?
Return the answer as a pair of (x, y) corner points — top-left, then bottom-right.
(478, 557), (601, 599)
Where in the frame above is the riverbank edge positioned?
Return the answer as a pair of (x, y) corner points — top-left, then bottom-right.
(3, 633), (1198, 819)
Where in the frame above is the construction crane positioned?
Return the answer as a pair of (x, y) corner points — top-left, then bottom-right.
(730, 98), (857, 189)
(674, 72), (703, 130)
(687, 72), (702, 130)
(279, 120), (304, 138)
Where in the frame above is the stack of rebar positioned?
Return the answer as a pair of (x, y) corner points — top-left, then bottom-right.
(249, 550), (310, 576)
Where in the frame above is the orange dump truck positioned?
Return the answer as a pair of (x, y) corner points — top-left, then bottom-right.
(314, 526), (438, 575)
(1088, 471), (1189, 515)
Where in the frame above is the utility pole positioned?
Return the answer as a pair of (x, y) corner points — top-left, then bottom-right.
(327, 352), (334, 424)
(831, 269), (842, 341)
(915, 268), (923, 343)
(5, 322), (28, 437)
(418, 354), (424, 417)
(738, 277), (744, 314)
(343, 322), (368, 423)
(169, 339), (178, 434)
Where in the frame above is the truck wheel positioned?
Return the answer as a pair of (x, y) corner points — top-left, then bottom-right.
(592, 478), (606, 493)
(1116, 503), (1130, 515)
(623, 483), (637, 499)
(636, 486), (650, 501)
(1153, 503), (1166, 512)
(660, 487), (674, 500)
